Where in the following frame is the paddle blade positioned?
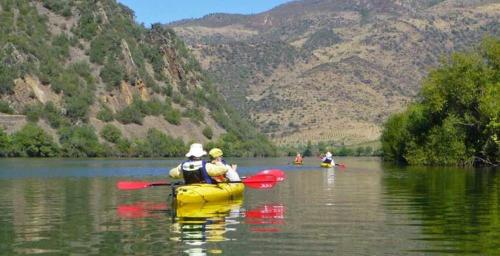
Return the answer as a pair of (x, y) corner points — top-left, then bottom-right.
(117, 181), (169, 190)
(257, 169), (286, 182)
(336, 163), (346, 168)
(242, 174), (277, 189)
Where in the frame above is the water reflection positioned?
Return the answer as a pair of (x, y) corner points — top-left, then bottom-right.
(4, 158), (499, 255)
(382, 165), (500, 255)
(117, 200), (287, 236)
(172, 200), (243, 245)
(324, 167), (335, 186)
(117, 202), (169, 219)
(117, 200), (286, 255)
(245, 203), (285, 232)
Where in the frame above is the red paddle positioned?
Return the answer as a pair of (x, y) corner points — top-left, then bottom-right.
(256, 169), (286, 182)
(117, 173), (279, 190)
(242, 174), (277, 189)
(117, 181), (171, 190)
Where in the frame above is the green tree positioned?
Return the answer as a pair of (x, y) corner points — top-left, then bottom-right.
(116, 138), (132, 157)
(364, 146), (373, 156)
(381, 37), (500, 166)
(303, 141), (313, 157)
(146, 128), (186, 157)
(355, 147), (364, 156)
(59, 125), (104, 157)
(11, 124), (59, 157)
(0, 128), (12, 157)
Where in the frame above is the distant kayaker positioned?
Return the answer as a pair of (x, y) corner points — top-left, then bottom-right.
(209, 148), (241, 182)
(169, 143), (229, 184)
(294, 152), (303, 165)
(322, 151), (335, 166)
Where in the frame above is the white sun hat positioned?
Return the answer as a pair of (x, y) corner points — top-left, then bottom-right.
(185, 143), (207, 157)
(326, 152), (332, 158)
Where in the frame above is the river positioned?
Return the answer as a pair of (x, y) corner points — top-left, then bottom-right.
(0, 157), (498, 255)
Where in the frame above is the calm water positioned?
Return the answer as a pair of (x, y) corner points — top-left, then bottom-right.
(0, 157), (498, 255)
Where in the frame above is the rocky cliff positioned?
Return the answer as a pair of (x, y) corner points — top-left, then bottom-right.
(0, 0), (274, 157)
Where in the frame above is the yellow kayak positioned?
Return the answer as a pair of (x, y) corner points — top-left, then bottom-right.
(320, 163), (333, 168)
(175, 183), (245, 204)
(175, 200), (243, 219)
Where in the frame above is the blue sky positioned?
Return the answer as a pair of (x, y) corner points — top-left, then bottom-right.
(117, 0), (293, 25)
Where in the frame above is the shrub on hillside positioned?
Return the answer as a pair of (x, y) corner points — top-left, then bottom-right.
(23, 104), (44, 122)
(52, 33), (70, 59)
(116, 105), (144, 125)
(164, 108), (181, 125)
(43, 102), (68, 128)
(42, 0), (71, 17)
(0, 100), (14, 114)
(0, 63), (17, 93)
(183, 108), (204, 123)
(97, 106), (114, 122)
(65, 96), (91, 122)
(101, 61), (125, 90)
(75, 8), (98, 39)
(202, 126), (213, 139)
(100, 124), (122, 143)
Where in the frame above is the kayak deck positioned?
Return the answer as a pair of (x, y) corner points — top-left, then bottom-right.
(175, 183), (244, 204)
(320, 163), (333, 168)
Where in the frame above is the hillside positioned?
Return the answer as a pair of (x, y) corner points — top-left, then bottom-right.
(0, 0), (274, 157)
(170, 0), (500, 145)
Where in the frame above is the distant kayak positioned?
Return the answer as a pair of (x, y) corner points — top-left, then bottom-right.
(294, 161), (303, 165)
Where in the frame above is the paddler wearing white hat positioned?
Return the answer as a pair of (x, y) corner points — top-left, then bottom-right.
(169, 143), (230, 184)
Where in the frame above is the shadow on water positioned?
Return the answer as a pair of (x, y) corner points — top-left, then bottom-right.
(382, 164), (500, 255)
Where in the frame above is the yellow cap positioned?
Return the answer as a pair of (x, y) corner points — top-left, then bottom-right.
(209, 148), (223, 158)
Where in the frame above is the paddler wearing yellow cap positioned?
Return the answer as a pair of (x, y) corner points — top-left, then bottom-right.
(208, 148), (241, 182)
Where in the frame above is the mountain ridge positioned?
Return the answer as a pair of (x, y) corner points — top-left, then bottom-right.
(169, 0), (500, 145)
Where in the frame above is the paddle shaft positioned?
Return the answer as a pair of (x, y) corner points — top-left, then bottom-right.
(117, 174), (277, 190)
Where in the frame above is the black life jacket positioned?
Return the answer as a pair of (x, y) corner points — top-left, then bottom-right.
(181, 160), (215, 184)
(323, 158), (332, 164)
